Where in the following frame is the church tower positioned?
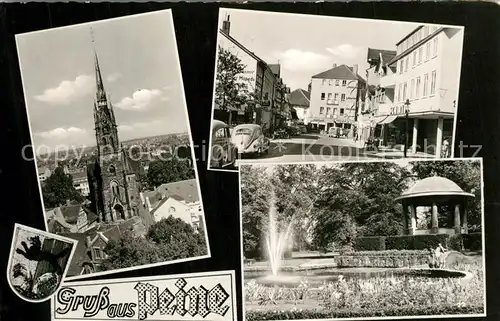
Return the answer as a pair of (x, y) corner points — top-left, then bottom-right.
(87, 32), (143, 223)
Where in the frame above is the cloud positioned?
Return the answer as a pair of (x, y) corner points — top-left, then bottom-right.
(36, 127), (87, 139)
(35, 75), (94, 105)
(115, 88), (163, 111)
(326, 44), (361, 59)
(107, 72), (122, 83)
(274, 49), (331, 72)
(119, 120), (164, 132)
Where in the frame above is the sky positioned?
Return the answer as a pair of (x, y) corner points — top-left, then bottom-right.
(218, 9), (423, 91)
(16, 10), (188, 151)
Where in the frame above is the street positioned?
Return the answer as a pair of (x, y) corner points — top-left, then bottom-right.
(234, 134), (435, 165)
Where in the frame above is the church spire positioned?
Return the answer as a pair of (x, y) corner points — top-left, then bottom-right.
(91, 27), (106, 102)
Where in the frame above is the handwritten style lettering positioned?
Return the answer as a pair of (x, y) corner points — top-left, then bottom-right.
(134, 278), (230, 320)
(56, 287), (110, 317)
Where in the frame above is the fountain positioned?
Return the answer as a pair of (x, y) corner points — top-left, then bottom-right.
(265, 200), (294, 276)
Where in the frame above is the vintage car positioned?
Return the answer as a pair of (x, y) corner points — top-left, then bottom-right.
(231, 124), (270, 156)
(210, 120), (237, 168)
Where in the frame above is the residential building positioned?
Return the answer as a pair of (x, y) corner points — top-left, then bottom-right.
(288, 88), (311, 121)
(370, 25), (463, 156)
(358, 48), (397, 143)
(309, 64), (366, 135)
(70, 170), (90, 196)
(216, 15), (285, 133)
(38, 166), (51, 182)
(46, 201), (98, 234)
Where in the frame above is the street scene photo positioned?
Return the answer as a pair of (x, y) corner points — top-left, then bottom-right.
(240, 159), (485, 320)
(7, 224), (76, 302)
(209, 9), (464, 171)
(16, 10), (209, 279)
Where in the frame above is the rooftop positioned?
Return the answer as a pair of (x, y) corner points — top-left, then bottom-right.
(288, 89), (310, 107)
(396, 176), (475, 201)
(156, 178), (199, 203)
(312, 64), (365, 82)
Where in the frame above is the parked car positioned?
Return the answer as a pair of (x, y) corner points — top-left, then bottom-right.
(231, 124), (270, 156)
(298, 124), (307, 134)
(210, 120), (237, 168)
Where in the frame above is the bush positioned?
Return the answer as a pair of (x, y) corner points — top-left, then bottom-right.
(246, 305), (484, 320)
(386, 234), (450, 250)
(463, 233), (482, 251)
(342, 250), (427, 257)
(354, 236), (386, 251)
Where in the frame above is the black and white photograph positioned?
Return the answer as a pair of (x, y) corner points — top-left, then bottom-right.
(7, 224), (76, 303)
(16, 9), (210, 280)
(209, 9), (465, 171)
(239, 158), (485, 320)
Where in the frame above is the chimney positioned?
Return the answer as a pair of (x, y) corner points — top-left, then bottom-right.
(352, 64), (359, 75)
(332, 63), (337, 68)
(222, 15), (231, 36)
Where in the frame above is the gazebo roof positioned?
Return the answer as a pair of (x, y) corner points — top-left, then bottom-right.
(395, 176), (475, 201)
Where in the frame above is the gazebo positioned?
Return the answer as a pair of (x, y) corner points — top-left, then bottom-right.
(395, 176), (475, 235)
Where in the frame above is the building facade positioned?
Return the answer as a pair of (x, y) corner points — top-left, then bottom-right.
(86, 50), (146, 223)
(216, 15), (287, 133)
(309, 64), (365, 135)
(70, 170), (90, 196)
(365, 25), (463, 156)
(288, 88), (310, 121)
(38, 166), (52, 182)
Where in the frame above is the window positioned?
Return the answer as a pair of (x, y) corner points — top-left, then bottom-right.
(424, 26), (429, 37)
(398, 60), (402, 74)
(412, 51), (416, 67)
(418, 47), (423, 63)
(321, 93), (325, 100)
(327, 93), (332, 100)
(93, 247), (102, 260)
(326, 107), (331, 115)
(416, 77), (421, 98)
(423, 73), (429, 96)
(397, 84), (401, 102)
(333, 108), (337, 115)
(380, 92), (386, 103)
(335, 80), (339, 86)
(342, 80), (347, 86)
(340, 108), (345, 115)
(168, 206), (176, 213)
(426, 42), (431, 61)
(405, 56), (409, 72)
(431, 70), (437, 95)
(433, 37), (438, 57)
(215, 128), (226, 138)
(322, 79), (326, 85)
(410, 79), (415, 99)
(341, 93), (346, 101)
(334, 93), (339, 103)
(319, 107), (325, 115)
(108, 165), (116, 175)
(403, 82), (408, 101)
(328, 80), (333, 86)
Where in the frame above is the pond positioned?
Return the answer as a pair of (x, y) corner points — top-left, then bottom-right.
(245, 267), (466, 288)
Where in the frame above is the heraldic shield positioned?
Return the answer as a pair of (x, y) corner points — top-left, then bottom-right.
(7, 224), (77, 302)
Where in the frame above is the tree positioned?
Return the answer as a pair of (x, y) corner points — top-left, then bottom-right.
(145, 158), (195, 190)
(98, 217), (207, 271)
(409, 160), (482, 230)
(214, 46), (251, 126)
(42, 166), (83, 208)
(240, 166), (273, 259)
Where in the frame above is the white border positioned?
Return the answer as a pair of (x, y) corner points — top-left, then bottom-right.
(207, 8), (466, 173)
(238, 157), (486, 320)
(15, 9), (211, 282)
(6, 223), (78, 303)
(51, 270), (238, 321)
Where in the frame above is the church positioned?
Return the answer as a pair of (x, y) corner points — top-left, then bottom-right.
(86, 49), (146, 223)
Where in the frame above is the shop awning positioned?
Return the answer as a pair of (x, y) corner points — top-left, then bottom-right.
(378, 115), (398, 124)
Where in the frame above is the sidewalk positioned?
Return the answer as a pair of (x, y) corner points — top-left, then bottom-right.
(363, 146), (435, 159)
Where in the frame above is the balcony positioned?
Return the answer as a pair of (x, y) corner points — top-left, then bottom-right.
(380, 73), (396, 88)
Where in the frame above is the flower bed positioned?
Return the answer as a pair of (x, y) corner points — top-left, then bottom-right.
(244, 258), (484, 320)
(336, 253), (429, 268)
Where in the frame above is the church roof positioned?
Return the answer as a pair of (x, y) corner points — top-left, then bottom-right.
(396, 176), (475, 201)
(156, 179), (199, 203)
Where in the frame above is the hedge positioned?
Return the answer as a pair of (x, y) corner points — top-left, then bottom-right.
(385, 234), (450, 250)
(341, 250), (427, 257)
(463, 233), (482, 251)
(354, 236), (386, 251)
(246, 305), (484, 320)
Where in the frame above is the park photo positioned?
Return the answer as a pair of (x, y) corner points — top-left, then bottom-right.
(208, 8), (464, 171)
(16, 10), (209, 280)
(239, 158), (485, 320)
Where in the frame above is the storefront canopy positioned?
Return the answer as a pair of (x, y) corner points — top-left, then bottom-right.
(376, 115), (398, 124)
